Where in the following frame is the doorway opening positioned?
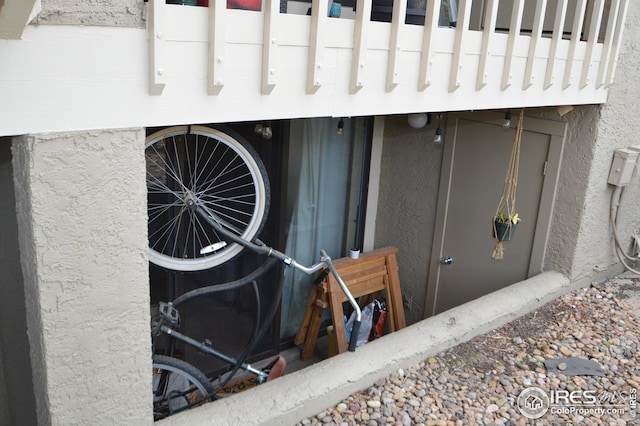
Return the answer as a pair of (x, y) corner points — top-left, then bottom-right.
(148, 116), (373, 375)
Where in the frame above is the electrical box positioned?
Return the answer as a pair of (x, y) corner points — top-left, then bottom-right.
(608, 148), (640, 187)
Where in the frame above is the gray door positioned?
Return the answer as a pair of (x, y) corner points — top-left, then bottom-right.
(425, 111), (565, 316)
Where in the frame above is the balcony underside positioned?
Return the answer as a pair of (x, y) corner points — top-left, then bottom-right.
(0, 0), (627, 136)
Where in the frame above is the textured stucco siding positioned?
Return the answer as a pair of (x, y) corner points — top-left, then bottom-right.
(568, 0), (640, 285)
(34, 0), (145, 27)
(11, 129), (151, 425)
(374, 115), (443, 325)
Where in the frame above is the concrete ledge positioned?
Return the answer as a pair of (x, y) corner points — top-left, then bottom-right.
(159, 271), (571, 426)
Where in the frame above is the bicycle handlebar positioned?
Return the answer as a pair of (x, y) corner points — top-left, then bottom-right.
(194, 205), (362, 352)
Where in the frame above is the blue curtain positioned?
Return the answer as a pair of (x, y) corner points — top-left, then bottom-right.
(279, 117), (353, 338)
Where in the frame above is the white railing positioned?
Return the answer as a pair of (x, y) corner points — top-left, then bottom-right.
(0, 1), (629, 136)
(148, 0), (629, 119)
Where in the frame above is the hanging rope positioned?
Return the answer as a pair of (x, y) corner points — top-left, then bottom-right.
(492, 108), (525, 260)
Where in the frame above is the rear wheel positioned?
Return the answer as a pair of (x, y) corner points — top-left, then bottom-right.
(152, 354), (215, 420)
(146, 126), (270, 271)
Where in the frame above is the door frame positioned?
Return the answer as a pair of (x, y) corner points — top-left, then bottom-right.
(423, 110), (567, 318)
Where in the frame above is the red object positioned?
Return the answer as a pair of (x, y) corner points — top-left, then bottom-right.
(374, 310), (387, 338)
(227, 0), (262, 10)
(198, 0), (262, 9)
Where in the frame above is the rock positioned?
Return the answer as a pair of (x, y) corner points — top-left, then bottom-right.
(486, 404), (499, 414)
(367, 400), (381, 409)
(560, 346), (573, 356)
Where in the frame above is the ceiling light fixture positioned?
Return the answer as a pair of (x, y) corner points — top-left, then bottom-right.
(408, 113), (430, 129)
(502, 111), (512, 130)
(433, 114), (443, 144)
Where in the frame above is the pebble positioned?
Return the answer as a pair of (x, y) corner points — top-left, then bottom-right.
(296, 281), (640, 426)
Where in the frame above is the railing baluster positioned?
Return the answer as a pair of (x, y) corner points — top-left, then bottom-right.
(351, 0), (372, 93)
(418, 0), (440, 91)
(501, 0), (525, 90)
(523, 0), (547, 90)
(476, 0), (498, 90)
(605, 0), (629, 88)
(148, 0), (166, 96)
(262, 0), (279, 95)
(544, 0), (568, 89)
(596, 0), (621, 88)
(385, 0), (407, 92)
(579, 0), (605, 88)
(448, 0), (471, 92)
(208, 0), (226, 95)
(562, 0), (587, 89)
(307, 0), (329, 94)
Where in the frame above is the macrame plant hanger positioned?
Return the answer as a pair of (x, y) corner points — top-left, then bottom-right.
(492, 108), (525, 260)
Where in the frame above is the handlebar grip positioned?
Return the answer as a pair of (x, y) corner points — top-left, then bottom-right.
(348, 320), (361, 352)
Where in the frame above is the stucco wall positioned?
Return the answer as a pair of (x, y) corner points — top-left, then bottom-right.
(34, 0), (145, 27)
(11, 129), (151, 425)
(569, 0), (640, 284)
(374, 115), (444, 325)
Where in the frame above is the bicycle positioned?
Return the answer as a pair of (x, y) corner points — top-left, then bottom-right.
(146, 125), (362, 420)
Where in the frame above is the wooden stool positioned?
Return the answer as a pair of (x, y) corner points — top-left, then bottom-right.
(295, 246), (405, 360)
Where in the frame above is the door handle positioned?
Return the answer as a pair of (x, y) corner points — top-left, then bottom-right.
(441, 256), (453, 265)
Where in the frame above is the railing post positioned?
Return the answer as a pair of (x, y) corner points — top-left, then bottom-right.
(262, 0), (279, 94)
(418, 0), (440, 91)
(604, 0), (629, 88)
(501, 0), (524, 91)
(579, 0), (605, 88)
(476, 0), (498, 90)
(596, 0), (621, 88)
(523, 0), (547, 90)
(351, 0), (372, 93)
(385, 0), (407, 92)
(448, 0), (471, 92)
(208, 0), (226, 95)
(148, 0), (166, 96)
(544, 0), (568, 89)
(307, 0), (329, 94)
(562, 0), (587, 89)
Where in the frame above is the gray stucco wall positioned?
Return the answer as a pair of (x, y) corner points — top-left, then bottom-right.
(0, 140), (37, 425)
(374, 115), (444, 325)
(571, 0), (640, 284)
(11, 129), (151, 425)
(34, 0), (145, 27)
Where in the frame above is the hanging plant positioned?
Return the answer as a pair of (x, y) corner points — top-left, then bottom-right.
(493, 211), (521, 241)
(492, 109), (525, 260)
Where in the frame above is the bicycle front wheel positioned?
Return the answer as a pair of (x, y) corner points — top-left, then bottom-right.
(152, 355), (215, 420)
(146, 126), (270, 271)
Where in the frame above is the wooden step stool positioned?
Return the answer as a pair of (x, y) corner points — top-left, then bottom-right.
(294, 246), (405, 360)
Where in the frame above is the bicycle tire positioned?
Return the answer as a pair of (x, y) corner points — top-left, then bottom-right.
(152, 354), (215, 420)
(146, 125), (270, 271)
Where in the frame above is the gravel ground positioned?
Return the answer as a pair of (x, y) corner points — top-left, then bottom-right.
(296, 275), (640, 426)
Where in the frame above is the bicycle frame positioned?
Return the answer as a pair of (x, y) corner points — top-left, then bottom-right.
(152, 203), (363, 386)
(192, 203), (363, 351)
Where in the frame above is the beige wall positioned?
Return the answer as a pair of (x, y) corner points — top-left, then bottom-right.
(11, 129), (151, 425)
